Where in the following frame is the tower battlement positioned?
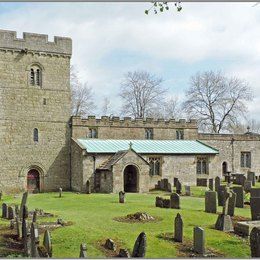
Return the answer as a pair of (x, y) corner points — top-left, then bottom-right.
(0, 29), (72, 56)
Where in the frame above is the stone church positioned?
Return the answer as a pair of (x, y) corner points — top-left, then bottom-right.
(1, 29), (260, 193)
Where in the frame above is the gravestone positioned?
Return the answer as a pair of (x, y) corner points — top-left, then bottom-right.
(244, 180), (252, 193)
(32, 211), (37, 223)
(105, 238), (116, 251)
(23, 205), (28, 219)
(197, 178), (207, 187)
(185, 185), (191, 196)
(119, 191), (125, 203)
(22, 219), (31, 256)
(59, 187), (62, 198)
(162, 199), (171, 208)
(79, 243), (87, 258)
(250, 188), (260, 198)
(233, 174), (246, 186)
(235, 220), (260, 236)
(250, 227), (260, 257)
(176, 180), (182, 194)
(167, 183), (172, 192)
(205, 191), (217, 214)
(208, 179), (214, 191)
(30, 222), (39, 257)
(170, 193), (180, 209)
(7, 206), (15, 220)
(174, 178), (178, 187)
(22, 219), (28, 239)
(132, 232), (147, 257)
(217, 185), (226, 206)
(159, 180), (165, 190)
(250, 197), (260, 221)
(15, 205), (19, 216)
(86, 180), (91, 194)
(15, 216), (22, 238)
(19, 191), (28, 219)
(155, 197), (163, 208)
(174, 213), (183, 242)
(215, 177), (221, 192)
(43, 230), (52, 257)
(162, 179), (169, 190)
(193, 227), (205, 255)
(2, 203), (7, 218)
(118, 248), (130, 258)
(227, 190), (236, 217)
(247, 172), (256, 186)
(215, 187), (234, 232)
(232, 186), (244, 208)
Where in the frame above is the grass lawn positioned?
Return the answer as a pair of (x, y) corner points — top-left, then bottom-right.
(0, 190), (252, 258)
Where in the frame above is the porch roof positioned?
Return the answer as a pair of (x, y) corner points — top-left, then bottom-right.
(76, 139), (219, 155)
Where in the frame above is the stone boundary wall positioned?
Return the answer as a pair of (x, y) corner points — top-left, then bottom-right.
(71, 116), (198, 129)
(0, 29), (72, 56)
(199, 133), (260, 141)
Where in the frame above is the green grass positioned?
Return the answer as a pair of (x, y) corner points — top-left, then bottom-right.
(0, 192), (252, 258)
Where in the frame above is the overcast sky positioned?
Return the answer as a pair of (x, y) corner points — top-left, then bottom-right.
(0, 2), (260, 119)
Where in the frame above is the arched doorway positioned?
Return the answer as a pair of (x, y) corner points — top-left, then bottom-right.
(222, 162), (228, 176)
(27, 169), (40, 193)
(124, 165), (138, 192)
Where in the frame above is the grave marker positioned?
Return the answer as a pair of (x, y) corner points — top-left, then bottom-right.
(232, 186), (244, 208)
(119, 191), (125, 203)
(227, 190), (236, 217)
(205, 191), (217, 214)
(185, 185), (191, 196)
(19, 191), (28, 219)
(170, 193), (180, 209)
(250, 227), (260, 257)
(2, 203), (7, 218)
(86, 180), (91, 194)
(132, 232), (147, 257)
(208, 178), (214, 191)
(215, 177), (221, 192)
(43, 230), (52, 257)
(174, 213), (183, 242)
(79, 243), (87, 258)
(193, 227), (205, 255)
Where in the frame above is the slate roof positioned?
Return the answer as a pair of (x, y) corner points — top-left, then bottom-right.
(77, 139), (219, 155)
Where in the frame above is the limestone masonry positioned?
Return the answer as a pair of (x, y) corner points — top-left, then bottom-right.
(1, 29), (259, 193)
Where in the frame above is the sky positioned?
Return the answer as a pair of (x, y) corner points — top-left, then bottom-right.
(0, 2), (260, 120)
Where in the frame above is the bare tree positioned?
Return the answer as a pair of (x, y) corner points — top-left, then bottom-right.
(70, 65), (96, 117)
(163, 96), (183, 119)
(183, 71), (253, 133)
(119, 71), (167, 118)
(101, 96), (113, 116)
(231, 119), (260, 134)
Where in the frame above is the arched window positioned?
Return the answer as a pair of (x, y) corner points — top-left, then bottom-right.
(33, 128), (39, 143)
(29, 65), (42, 87)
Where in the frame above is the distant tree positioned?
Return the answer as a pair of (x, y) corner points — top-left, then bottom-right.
(163, 96), (183, 119)
(119, 71), (167, 118)
(101, 96), (113, 116)
(70, 66), (96, 117)
(183, 71), (253, 133)
(230, 119), (260, 134)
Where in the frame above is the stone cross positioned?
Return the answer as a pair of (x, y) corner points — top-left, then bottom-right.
(119, 191), (125, 203)
(193, 226), (205, 255)
(43, 230), (52, 257)
(19, 191), (28, 219)
(222, 187), (232, 215)
(132, 232), (147, 257)
(174, 213), (183, 242)
(79, 243), (87, 258)
(59, 187), (62, 198)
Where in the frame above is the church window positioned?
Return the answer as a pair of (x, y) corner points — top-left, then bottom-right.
(43, 98), (47, 105)
(30, 69), (35, 85)
(196, 157), (208, 174)
(29, 65), (42, 87)
(176, 129), (184, 140)
(149, 157), (162, 176)
(241, 152), (251, 168)
(33, 128), (39, 143)
(88, 128), (98, 138)
(145, 128), (153, 140)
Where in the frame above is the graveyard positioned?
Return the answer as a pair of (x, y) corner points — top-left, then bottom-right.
(0, 179), (259, 258)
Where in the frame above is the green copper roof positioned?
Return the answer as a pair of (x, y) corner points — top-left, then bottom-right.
(77, 139), (219, 155)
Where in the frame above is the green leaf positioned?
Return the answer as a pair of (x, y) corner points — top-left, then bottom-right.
(145, 10), (149, 14)
(160, 7), (164, 12)
(165, 6), (169, 10)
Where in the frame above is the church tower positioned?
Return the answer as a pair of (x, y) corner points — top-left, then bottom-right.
(0, 30), (72, 192)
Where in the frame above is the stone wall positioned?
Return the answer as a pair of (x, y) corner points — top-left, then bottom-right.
(71, 116), (198, 140)
(0, 29), (72, 192)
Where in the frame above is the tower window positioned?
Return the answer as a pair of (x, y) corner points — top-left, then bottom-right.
(29, 65), (42, 87)
(43, 98), (47, 105)
(88, 128), (98, 138)
(33, 128), (39, 143)
(145, 128), (153, 140)
(176, 129), (184, 140)
(30, 69), (35, 85)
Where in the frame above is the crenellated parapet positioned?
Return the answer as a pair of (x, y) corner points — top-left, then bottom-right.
(0, 29), (72, 56)
(71, 115), (198, 129)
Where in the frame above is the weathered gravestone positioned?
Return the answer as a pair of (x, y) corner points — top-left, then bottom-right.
(15, 216), (22, 238)
(193, 227), (205, 255)
(167, 183), (172, 192)
(30, 222), (40, 257)
(32, 211), (37, 223)
(185, 185), (191, 196)
(227, 190), (236, 217)
(79, 243), (87, 258)
(215, 187), (234, 232)
(250, 197), (260, 221)
(119, 191), (125, 203)
(19, 191), (28, 219)
(197, 178), (207, 187)
(174, 178), (178, 187)
(132, 232), (147, 257)
(105, 238), (116, 251)
(176, 180), (182, 194)
(59, 187), (62, 198)
(86, 180), (91, 194)
(170, 193), (180, 209)
(244, 180), (252, 193)
(162, 179), (169, 190)
(250, 188), (260, 198)
(174, 213), (183, 242)
(217, 185), (226, 206)
(215, 177), (221, 192)
(208, 178), (214, 191)
(118, 248), (130, 258)
(155, 197), (163, 208)
(22, 219), (31, 256)
(233, 174), (246, 186)
(2, 203), (7, 218)
(43, 230), (52, 257)
(23, 205), (29, 219)
(163, 199), (171, 208)
(250, 227), (260, 257)
(7, 206), (15, 220)
(232, 186), (244, 208)
(205, 191), (217, 214)
(247, 172), (256, 186)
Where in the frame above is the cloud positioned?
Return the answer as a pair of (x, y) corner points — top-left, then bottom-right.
(0, 2), (260, 118)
